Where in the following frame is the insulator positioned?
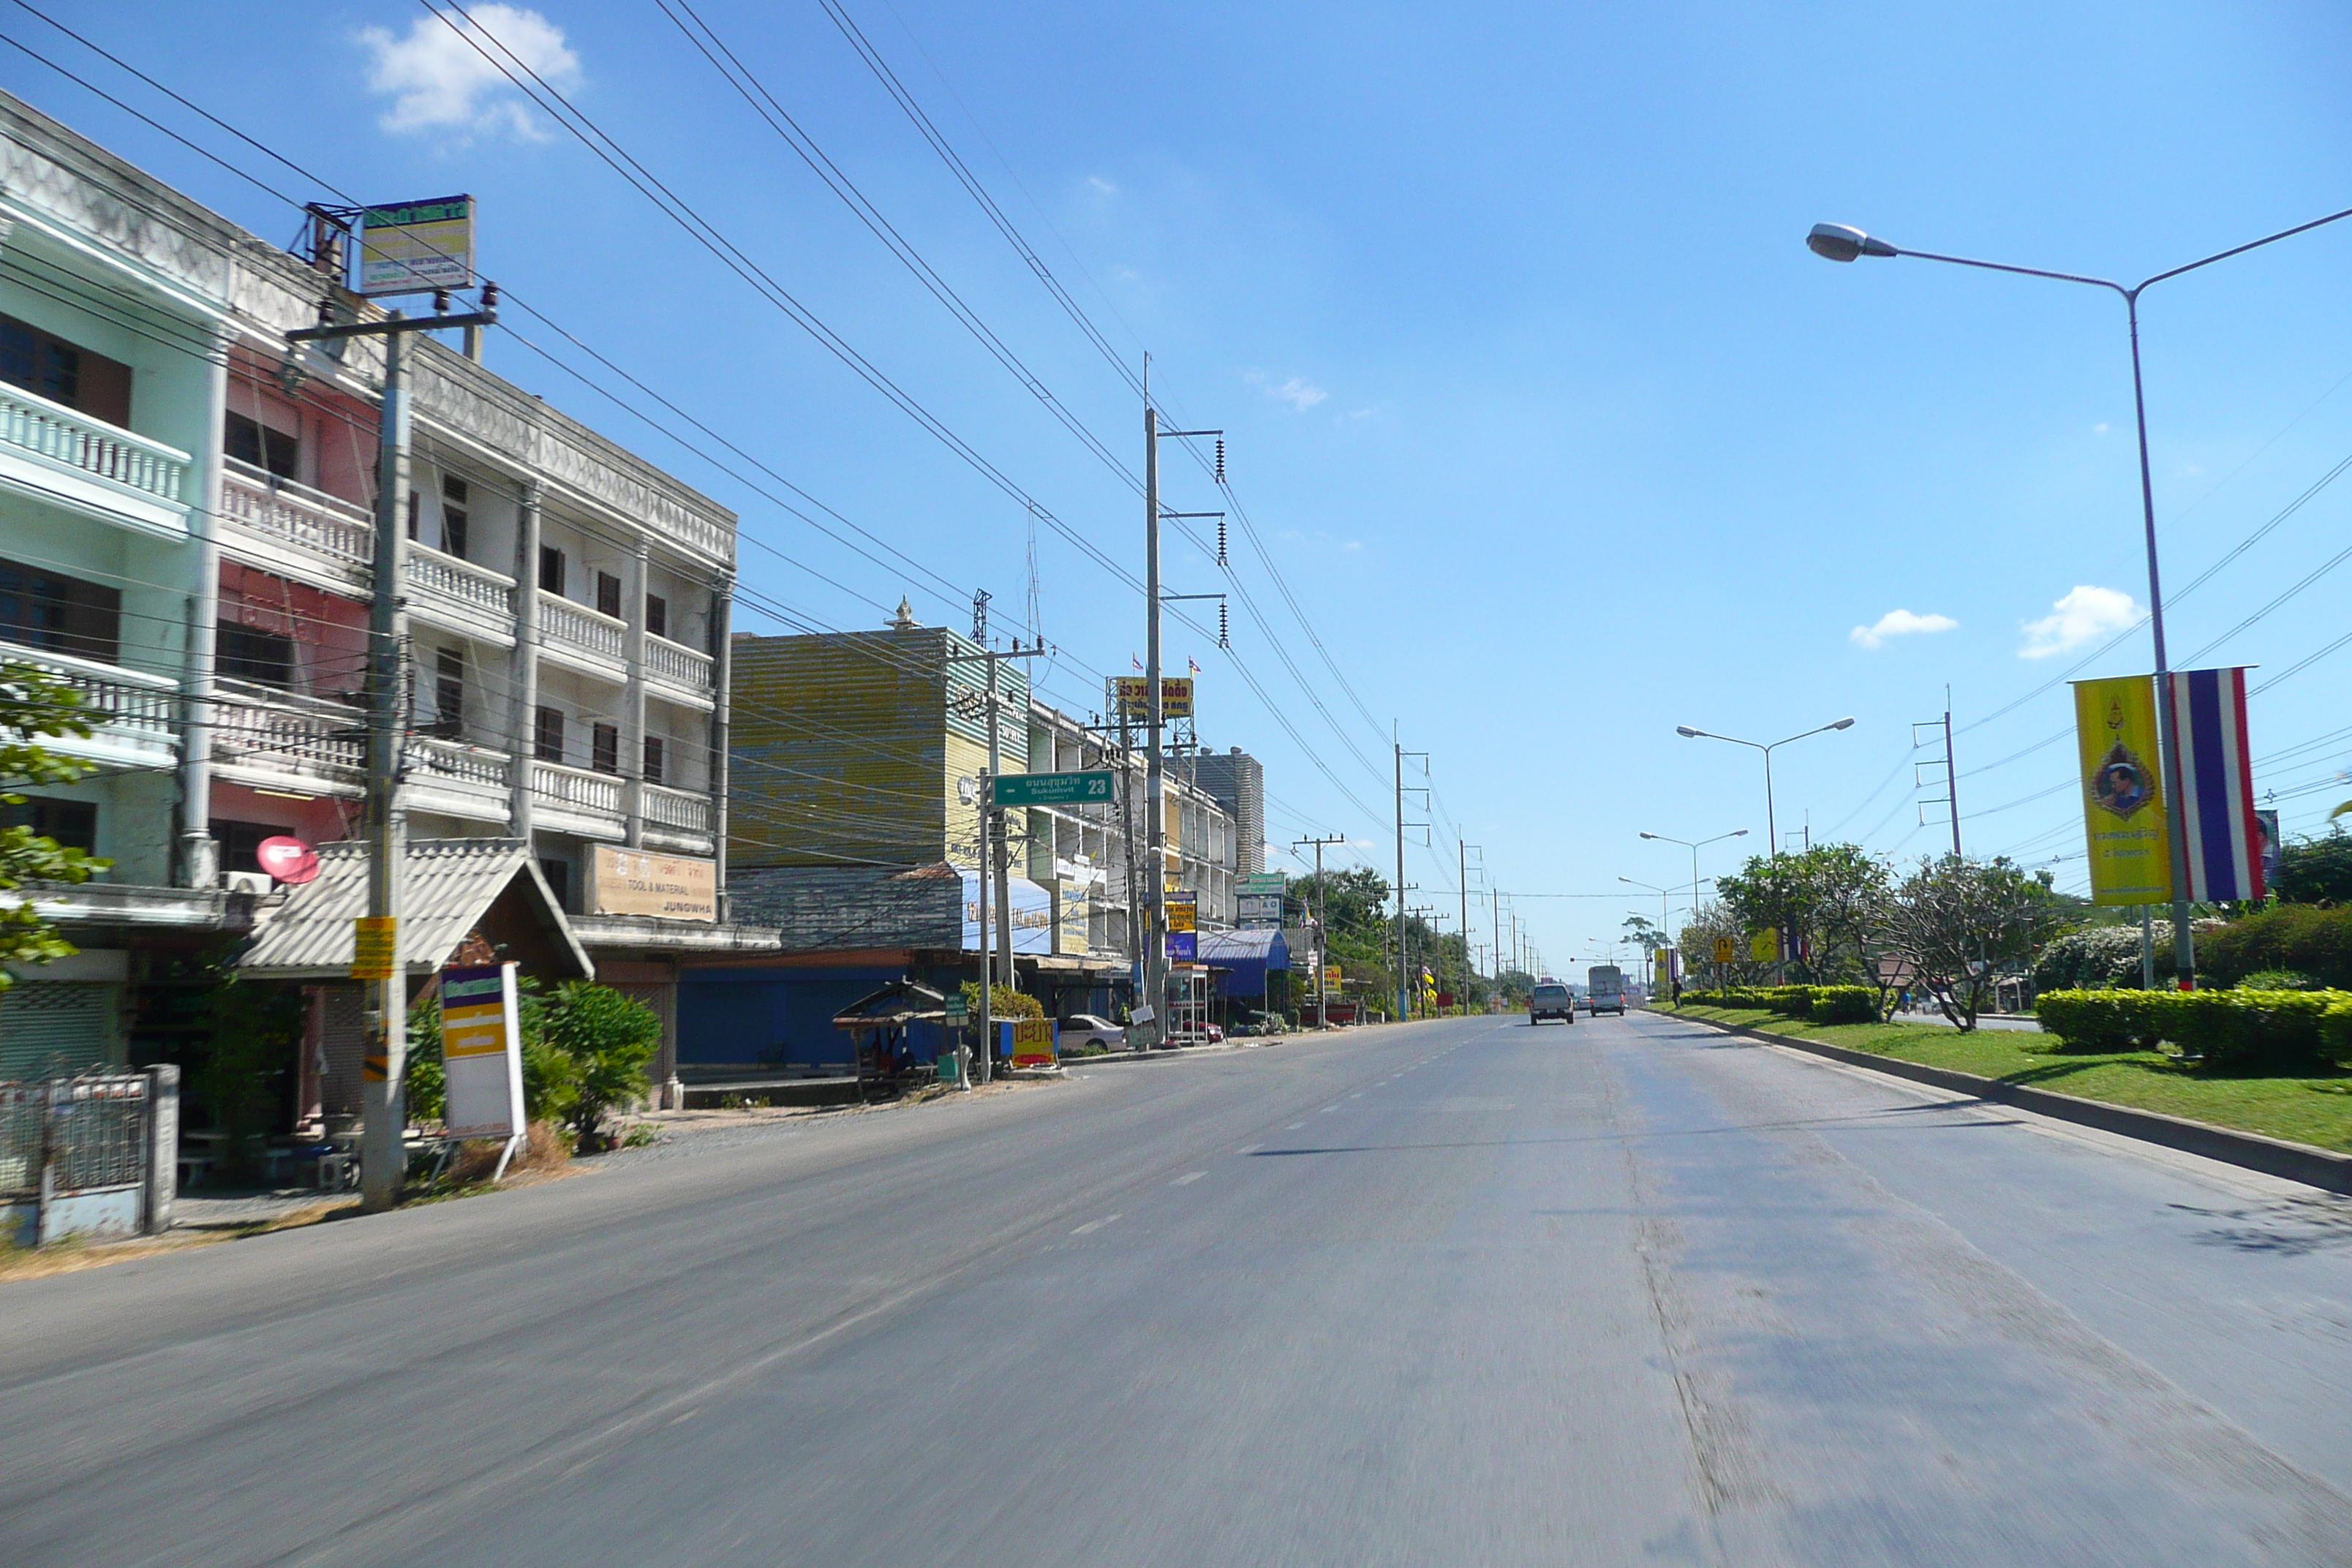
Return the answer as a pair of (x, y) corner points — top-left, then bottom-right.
(1216, 516), (1227, 566)
(1215, 438), (1226, 484)
(480, 282), (500, 310)
(433, 289), (451, 314)
(1218, 602), (1229, 649)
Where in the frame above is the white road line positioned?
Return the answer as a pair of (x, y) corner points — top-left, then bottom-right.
(1170, 1171), (1207, 1186)
(1070, 1214), (1123, 1236)
(1236, 1144), (1261, 1154)
(1285, 1122), (1306, 1130)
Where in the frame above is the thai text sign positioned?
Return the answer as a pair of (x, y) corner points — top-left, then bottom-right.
(1235, 893), (1284, 927)
(1239, 872), (1287, 897)
(1323, 964), (1342, 994)
(441, 962), (524, 1139)
(358, 195), (475, 295)
(1011, 1018), (1056, 1068)
(992, 770), (1114, 807)
(1114, 676), (1194, 720)
(588, 846), (717, 921)
(350, 915), (397, 981)
(2073, 675), (2174, 905)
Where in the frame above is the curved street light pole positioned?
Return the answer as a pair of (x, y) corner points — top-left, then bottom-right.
(1674, 720), (1853, 854)
(1640, 827), (1750, 929)
(1808, 207), (2352, 985)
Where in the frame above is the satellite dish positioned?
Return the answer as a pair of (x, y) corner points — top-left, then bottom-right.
(255, 835), (321, 886)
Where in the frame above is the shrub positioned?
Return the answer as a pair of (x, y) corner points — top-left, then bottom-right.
(2323, 1000), (2352, 1061)
(541, 981), (660, 1150)
(2236, 968), (2321, 992)
(2033, 926), (2149, 992)
(2035, 990), (2163, 1052)
(959, 981), (1044, 1022)
(1810, 985), (1879, 1025)
(1769, 985), (1814, 1019)
(2200, 905), (2352, 990)
(2039, 986), (2351, 1071)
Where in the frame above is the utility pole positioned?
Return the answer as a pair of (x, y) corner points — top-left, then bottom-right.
(949, 630), (1044, 1085)
(1394, 734), (1428, 1022)
(1490, 886), (1503, 1008)
(1293, 833), (1345, 1029)
(1141, 374), (1222, 1047)
(1458, 842), (1480, 1017)
(1913, 692), (1961, 859)
(287, 286), (498, 1213)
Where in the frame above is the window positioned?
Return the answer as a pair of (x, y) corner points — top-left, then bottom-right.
(214, 820), (279, 876)
(0, 557), (121, 663)
(0, 314), (129, 426)
(595, 571), (622, 619)
(534, 705), (565, 763)
(4, 796), (96, 855)
(218, 623), (295, 688)
(406, 490), (420, 541)
(642, 735), (665, 786)
(644, 592), (667, 641)
(433, 648), (464, 736)
(592, 721), (619, 775)
(538, 856), (571, 913)
(538, 546), (565, 595)
(223, 412), (298, 480)
(440, 475), (469, 560)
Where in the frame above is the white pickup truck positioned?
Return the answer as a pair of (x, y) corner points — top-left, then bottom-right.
(1586, 965), (1626, 1016)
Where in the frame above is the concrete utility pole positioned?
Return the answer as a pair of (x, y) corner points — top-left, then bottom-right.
(287, 287), (498, 1213)
(1294, 834), (1345, 1029)
(1458, 842), (1480, 1016)
(1393, 735), (1428, 1022)
(949, 631), (1044, 1086)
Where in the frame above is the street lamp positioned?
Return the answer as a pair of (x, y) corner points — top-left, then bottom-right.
(1674, 720), (1852, 853)
(1807, 206), (2352, 985)
(1618, 876), (1671, 933)
(1640, 828), (1749, 927)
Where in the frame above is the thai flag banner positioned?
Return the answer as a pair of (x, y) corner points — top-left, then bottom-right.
(2166, 666), (2264, 902)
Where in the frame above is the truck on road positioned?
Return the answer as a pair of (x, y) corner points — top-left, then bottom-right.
(1586, 965), (1626, 1016)
(1529, 978), (1576, 1025)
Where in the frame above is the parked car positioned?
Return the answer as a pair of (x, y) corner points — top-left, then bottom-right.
(1060, 1013), (1127, 1052)
(1530, 980), (1576, 1025)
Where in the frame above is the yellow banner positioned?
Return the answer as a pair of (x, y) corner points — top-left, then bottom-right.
(1011, 1018), (1056, 1067)
(1749, 929), (1780, 962)
(2073, 676), (2174, 905)
(350, 916), (397, 981)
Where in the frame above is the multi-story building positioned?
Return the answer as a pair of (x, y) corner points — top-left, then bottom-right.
(0, 91), (753, 1093)
(1187, 747), (1264, 877)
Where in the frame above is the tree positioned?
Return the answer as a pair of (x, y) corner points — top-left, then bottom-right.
(2274, 826), (2352, 905)
(540, 981), (660, 1150)
(0, 662), (108, 989)
(1714, 843), (1891, 984)
(1883, 856), (2063, 1031)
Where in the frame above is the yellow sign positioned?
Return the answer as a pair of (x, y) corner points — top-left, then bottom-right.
(1323, 964), (1342, 994)
(1749, 929), (1781, 962)
(587, 845), (718, 921)
(358, 195), (475, 296)
(1165, 897), (1197, 934)
(2073, 675), (2174, 905)
(1011, 1018), (1057, 1068)
(1712, 936), (1736, 964)
(350, 916), (398, 981)
(1113, 676), (1195, 720)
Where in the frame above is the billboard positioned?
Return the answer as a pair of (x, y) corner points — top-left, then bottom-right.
(358, 195), (475, 296)
(440, 962), (523, 1139)
(2073, 675), (2174, 905)
(1113, 676), (1194, 720)
(587, 846), (717, 921)
(962, 872), (1056, 953)
(1235, 892), (1284, 927)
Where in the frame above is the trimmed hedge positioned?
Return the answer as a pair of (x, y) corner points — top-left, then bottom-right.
(1678, 984), (1877, 1023)
(1809, 985), (1879, 1025)
(2199, 905), (2352, 990)
(2038, 987), (2352, 1071)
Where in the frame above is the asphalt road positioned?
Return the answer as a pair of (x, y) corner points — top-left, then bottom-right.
(7, 1011), (2352, 1566)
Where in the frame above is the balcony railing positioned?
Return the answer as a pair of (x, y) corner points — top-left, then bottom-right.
(529, 758), (622, 818)
(407, 736), (512, 794)
(7, 649), (178, 766)
(0, 383), (189, 509)
(209, 684), (364, 785)
(644, 633), (714, 695)
(404, 545), (514, 623)
(539, 592), (625, 666)
(217, 461), (372, 570)
(641, 783), (713, 835)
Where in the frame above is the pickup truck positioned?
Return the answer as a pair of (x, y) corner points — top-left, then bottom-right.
(1587, 965), (1626, 1016)
(1529, 981), (1576, 1025)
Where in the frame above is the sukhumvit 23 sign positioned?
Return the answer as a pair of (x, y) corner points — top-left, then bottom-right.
(993, 770), (1114, 808)
(359, 195), (475, 295)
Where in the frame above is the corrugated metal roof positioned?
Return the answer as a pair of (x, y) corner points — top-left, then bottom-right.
(237, 839), (594, 980)
(727, 863), (963, 951)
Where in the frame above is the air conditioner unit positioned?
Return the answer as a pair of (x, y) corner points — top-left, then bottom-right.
(222, 871), (274, 895)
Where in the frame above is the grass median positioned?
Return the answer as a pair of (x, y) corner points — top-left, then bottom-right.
(1664, 1003), (2352, 1155)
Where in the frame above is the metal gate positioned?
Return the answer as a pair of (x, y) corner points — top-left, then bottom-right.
(1, 1071), (170, 1245)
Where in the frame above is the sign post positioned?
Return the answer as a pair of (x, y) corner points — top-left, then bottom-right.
(943, 991), (969, 1088)
(990, 770), (1115, 808)
(440, 962), (525, 1180)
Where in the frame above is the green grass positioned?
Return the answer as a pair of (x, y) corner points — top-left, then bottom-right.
(1665, 1003), (2352, 1154)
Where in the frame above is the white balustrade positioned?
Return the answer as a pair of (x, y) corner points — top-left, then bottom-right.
(10, 652), (178, 763)
(217, 462), (372, 568)
(641, 783), (713, 834)
(209, 687), (364, 781)
(0, 383), (188, 505)
(644, 633), (714, 693)
(539, 593), (626, 663)
(530, 758), (623, 818)
(407, 736), (511, 793)
(404, 546), (514, 619)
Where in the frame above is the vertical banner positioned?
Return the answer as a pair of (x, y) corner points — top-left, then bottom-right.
(2072, 676), (2174, 905)
(2255, 808), (2281, 891)
(441, 962), (524, 1139)
(2167, 667), (2264, 901)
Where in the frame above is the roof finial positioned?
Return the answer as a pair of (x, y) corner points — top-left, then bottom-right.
(889, 597), (919, 630)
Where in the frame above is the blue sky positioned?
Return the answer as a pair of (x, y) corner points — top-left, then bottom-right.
(12, 1), (2352, 972)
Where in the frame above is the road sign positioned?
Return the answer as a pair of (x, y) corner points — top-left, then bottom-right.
(1712, 936), (1735, 964)
(991, 770), (1115, 808)
(944, 993), (968, 1023)
(1239, 872), (1287, 897)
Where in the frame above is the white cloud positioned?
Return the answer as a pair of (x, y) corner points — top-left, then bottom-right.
(1850, 608), (1958, 650)
(1268, 376), (1327, 411)
(1087, 176), (1118, 195)
(2019, 584), (2141, 659)
(359, 5), (580, 142)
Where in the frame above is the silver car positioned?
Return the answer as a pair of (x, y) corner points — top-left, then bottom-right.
(1061, 1013), (1128, 1050)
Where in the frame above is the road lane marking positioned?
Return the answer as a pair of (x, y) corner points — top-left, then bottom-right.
(1285, 1121), (1306, 1129)
(1070, 1214), (1123, 1235)
(1237, 1144), (1261, 1154)
(1170, 1171), (1207, 1186)
(1349, 1093), (1364, 1098)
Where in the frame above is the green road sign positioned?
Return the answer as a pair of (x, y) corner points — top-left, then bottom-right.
(1239, 872), (1288, 897)
(945, 995), (968, 1022)
(991, 770), (1115, 807)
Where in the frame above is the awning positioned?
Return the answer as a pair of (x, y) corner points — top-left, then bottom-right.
(1196, 927), (1289, 998)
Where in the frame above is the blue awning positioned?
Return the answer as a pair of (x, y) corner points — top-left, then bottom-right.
(1196, 927), (1289, 998)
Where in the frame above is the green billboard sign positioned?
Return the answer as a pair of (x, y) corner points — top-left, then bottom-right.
(991, 770), (1115, 808)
